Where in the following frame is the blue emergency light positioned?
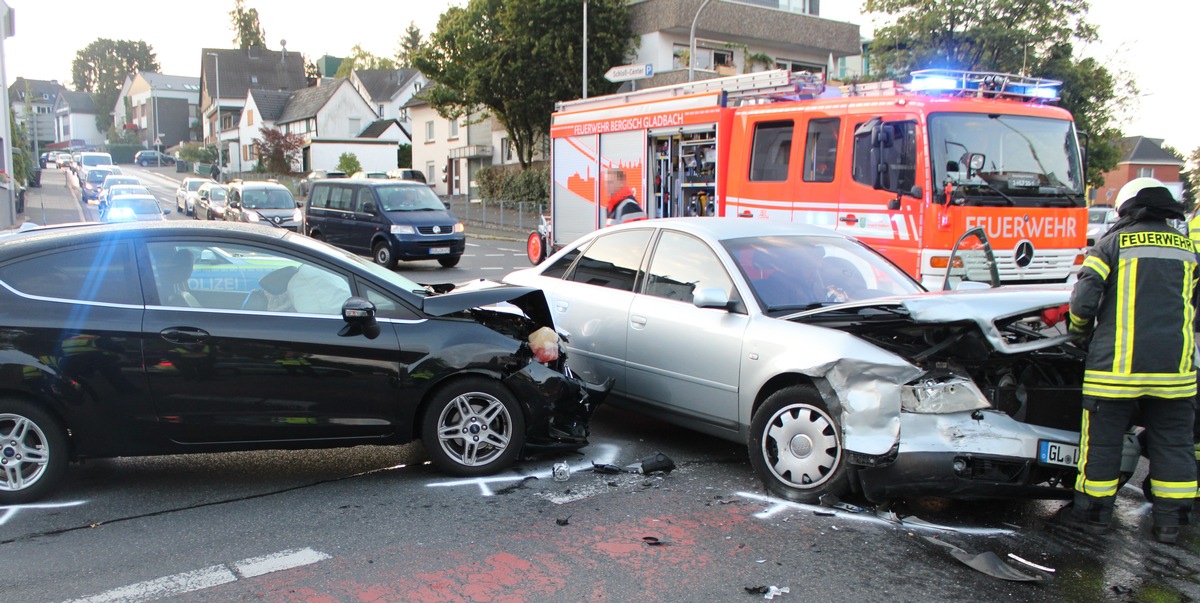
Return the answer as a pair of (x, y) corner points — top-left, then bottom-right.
(908, 69), (1061, 102)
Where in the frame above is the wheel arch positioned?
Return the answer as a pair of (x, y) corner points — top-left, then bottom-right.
(751, 372), (839, 422)
(411, 369), (508, 441)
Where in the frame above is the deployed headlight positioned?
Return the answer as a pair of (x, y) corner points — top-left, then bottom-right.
(454, 222), (465, 233)
(246, 212), (260, 222)
(292, 208), (303, 221)
(901, 375), (991, 413)
(390, 224), (415, 234)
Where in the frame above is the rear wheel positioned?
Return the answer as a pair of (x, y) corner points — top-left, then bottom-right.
(0, 398), (69, 505)
(438, 256), (461, 268)
(373, 241), (397, 269)
(748, 384), (849, 503)
(421, 377), (525, 477)
(526, 231), (546, 265)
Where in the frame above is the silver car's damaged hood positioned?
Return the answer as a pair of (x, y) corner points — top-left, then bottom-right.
(782, 287), (1075, 457)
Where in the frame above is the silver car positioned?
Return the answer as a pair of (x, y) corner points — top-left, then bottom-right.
(1087, 206), (1118, 247)
(504, 218), (1088, 503)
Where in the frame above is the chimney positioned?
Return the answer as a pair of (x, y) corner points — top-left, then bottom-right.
(248, 44), (260, 59)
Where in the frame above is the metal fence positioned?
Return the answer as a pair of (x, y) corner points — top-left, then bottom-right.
(442, 195), (543, 235)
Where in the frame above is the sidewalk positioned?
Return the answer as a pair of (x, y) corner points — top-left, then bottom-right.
(8, 168), (86, 228)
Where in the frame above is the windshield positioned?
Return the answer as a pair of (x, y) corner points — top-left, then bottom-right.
(723, 235), (923, 314)
(87, 170), (114, 183)
(243, 189), (295, 209)
(377, 185), (447, 212)
(110, 186), (149, 197)
(930, 113), (1083, 203)
(104, 178), (138, 189)
(187, 180), (206, 191)
(286, 232), (427, 296)
(82, 155), (112, 167)
(208, 187), (228, 201)
(113, 198), (161, 215)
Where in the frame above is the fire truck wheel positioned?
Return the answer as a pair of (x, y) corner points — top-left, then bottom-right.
(527, 231), (546, 265)
(748, 384), (849, 503)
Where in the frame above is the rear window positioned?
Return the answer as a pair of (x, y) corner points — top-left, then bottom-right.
(81, 154), (113, 167)
(0, 242), (139, 304)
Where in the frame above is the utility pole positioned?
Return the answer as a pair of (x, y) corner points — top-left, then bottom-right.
(582, 0), (588, 99)
(688, 0), (713, 83)
(0, 1), (15, 227)
(207, 52), (222, 170)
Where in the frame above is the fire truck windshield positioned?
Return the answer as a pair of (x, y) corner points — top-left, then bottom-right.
(930, 113), (1083, 205)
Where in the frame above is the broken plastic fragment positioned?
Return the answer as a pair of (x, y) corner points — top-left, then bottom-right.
(639, 452), (675, 474)
(589, 462), (624, 474)
(1007, 553), (1055, 573)
(818, 493), (863, 513)
(552, 461), (571, 482)
(642, 536), (664, 546)
(556, 516), (570, 526)
(922, 537), (1043, 582)
(763, 586), (790, 599)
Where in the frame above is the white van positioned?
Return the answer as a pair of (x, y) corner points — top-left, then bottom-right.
(77, 152), (115, 185)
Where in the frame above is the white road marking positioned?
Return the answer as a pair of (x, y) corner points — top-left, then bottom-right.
(484, 254), (505, 257)
(426, 443), (619, 496)
(480, 267), (506, 270)
(63, 548), (330, 603)
(466, 242), (481, 247)
(0, 500), (86, 526)
(735, 492), (1013, 536)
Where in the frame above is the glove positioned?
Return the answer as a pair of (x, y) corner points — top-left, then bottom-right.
(1067, 311), (1094, 339)
(1041, 304), (1070, 327)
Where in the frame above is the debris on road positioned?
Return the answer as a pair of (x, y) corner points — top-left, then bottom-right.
(638, 452), (675, 474)
(922, 536), (1044, 582)
(744, 585), (791, 599)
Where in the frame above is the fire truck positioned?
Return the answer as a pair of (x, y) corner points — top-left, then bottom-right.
(528, 69), (1088, 288)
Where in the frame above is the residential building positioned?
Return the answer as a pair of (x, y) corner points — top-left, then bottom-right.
(230, 88), (291, 172)
(1095, 136), (1186, 205)
(412, 0), (861, 197)
(113, 72), (201, 152)
(9, 77), (64, 150)
(348, 68), (425, 144)
(199, 45), (308, 166)
(628, 0), (860, 87)
(268, 78), (403, 174)
(52, 91), (105, 149)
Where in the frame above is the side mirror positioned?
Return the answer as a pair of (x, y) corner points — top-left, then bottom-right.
(199, 191), (208, 200)
(296, 200), (303, 208)
(339, 297), (381, 339)
(361, 201), (376, 214)
(693, 287), (731, 310)
(966, 153), (986, 178)
(162, 208), (171, 215)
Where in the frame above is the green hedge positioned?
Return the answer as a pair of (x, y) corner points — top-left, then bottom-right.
(102, 144), (144, 164)
(477, 164), (548, 205)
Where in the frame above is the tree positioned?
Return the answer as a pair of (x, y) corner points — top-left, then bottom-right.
(336, 152), (362, 175)
(863, 0), (1128, 186)
(1179, 146), (1199, 212)
(72, 39), (160, 134)
(255, 128), (303, 174)
(334, 45), (396, 78)
(395, 22), (423, 68)
(303, 55), (322, 86)
(230, 0), (267, 49)
(414, 0), (635, 169)
(9, 109), (32, 186)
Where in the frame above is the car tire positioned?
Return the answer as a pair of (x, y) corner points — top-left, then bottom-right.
(437, 256), (461, 268)
(373, 242), (397, 269)
(0, 398), (69, 505)
(748, 384), (849, 503)
(421, 377), (525, 477)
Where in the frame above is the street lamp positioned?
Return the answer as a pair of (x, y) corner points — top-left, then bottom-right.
(206, 52), (222, 171)
(688, 0), (713, 83)
(152, 80), (161, 167)
(582, 0), (588, 99)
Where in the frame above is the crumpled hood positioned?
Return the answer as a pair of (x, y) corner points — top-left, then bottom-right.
(421, 280), (553, 327)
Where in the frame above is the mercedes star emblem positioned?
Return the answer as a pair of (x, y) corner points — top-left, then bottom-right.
(1014, 241), (1035, 268)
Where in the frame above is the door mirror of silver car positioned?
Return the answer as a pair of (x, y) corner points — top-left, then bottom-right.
(693, 287), (731, 310)
(339, 297), (380, 339)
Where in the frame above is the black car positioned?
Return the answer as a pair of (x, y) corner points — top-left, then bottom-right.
(0, 222), (606, 503)
(133, 150), (176, 167)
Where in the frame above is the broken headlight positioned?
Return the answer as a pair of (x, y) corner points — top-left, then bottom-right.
(900, 375), (991, 414)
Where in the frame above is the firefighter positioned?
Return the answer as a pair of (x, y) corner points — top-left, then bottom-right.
(603, 169), (647, 225)
(1188, 207), (1200, 245)
(1060, 177), (1199, 544)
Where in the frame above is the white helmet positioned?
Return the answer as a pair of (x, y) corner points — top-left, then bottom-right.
(1114, 177), (1167, 211)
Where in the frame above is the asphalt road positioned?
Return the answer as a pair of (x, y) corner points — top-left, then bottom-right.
(7, 166), (1200, 603)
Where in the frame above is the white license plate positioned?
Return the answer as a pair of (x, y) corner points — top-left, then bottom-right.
(1038, 440), (1080, 467)
(430, 247), (450, 255)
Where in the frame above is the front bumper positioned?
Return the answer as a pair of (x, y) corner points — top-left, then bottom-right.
(504, 361), (611, 450)
(389, 234), (467, 260)
(852, 410), (1079, 502)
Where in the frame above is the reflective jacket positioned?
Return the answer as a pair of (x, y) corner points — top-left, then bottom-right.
(1070, 222), (1200, 399)
(1188, 213), (1200, 245)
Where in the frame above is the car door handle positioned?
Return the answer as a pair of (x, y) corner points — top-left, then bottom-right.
(160, 327), (210, 345)
(555, 302), (568, 312)
(840, 214), (858, 224)
(630, 315), (647, 330)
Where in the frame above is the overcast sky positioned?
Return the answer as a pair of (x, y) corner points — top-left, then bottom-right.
(4, 0), (1193, 157)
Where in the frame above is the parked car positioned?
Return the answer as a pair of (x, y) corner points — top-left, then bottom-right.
(175, 177), (212, 215)
(195, 182), (230, 221)
(0, 221), (606, 503)
(101, 194), (170, 223)
(305, 179), (465, 268)
(100, 184), (152, 218)
(298, 170), (347, 197)
(504, 218), (1093, 504)
(39, 152), (53, 168)
(225, 180), (303, 231)
(387, 168), (428, 184)
(350, 171), (389, 179)
(133, 150), (177, 167)
(81, 166), (118, 202)
(1087, 206), (1119, 247)
(56, 153), (73, 169)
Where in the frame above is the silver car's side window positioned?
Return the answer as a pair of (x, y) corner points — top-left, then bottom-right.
(566, 229), (652, 291)
(644, 231), (735, 305)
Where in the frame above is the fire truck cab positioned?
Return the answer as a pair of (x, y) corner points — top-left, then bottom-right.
(534, 69), (1087, 288)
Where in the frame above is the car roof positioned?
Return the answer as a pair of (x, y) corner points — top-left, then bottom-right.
(596, 217), (854, 242)
(0, 221), (291, 259)
(233, 180), (289, 190)
(109, 194), (158, 203)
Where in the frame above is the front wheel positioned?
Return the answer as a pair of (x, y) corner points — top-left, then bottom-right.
(437, 256), (461, 268)
(373, 241), (397, 269)
(421, 377), (525, 477)
(0, 398), (69, 505)
(748, 384), (849, 503)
